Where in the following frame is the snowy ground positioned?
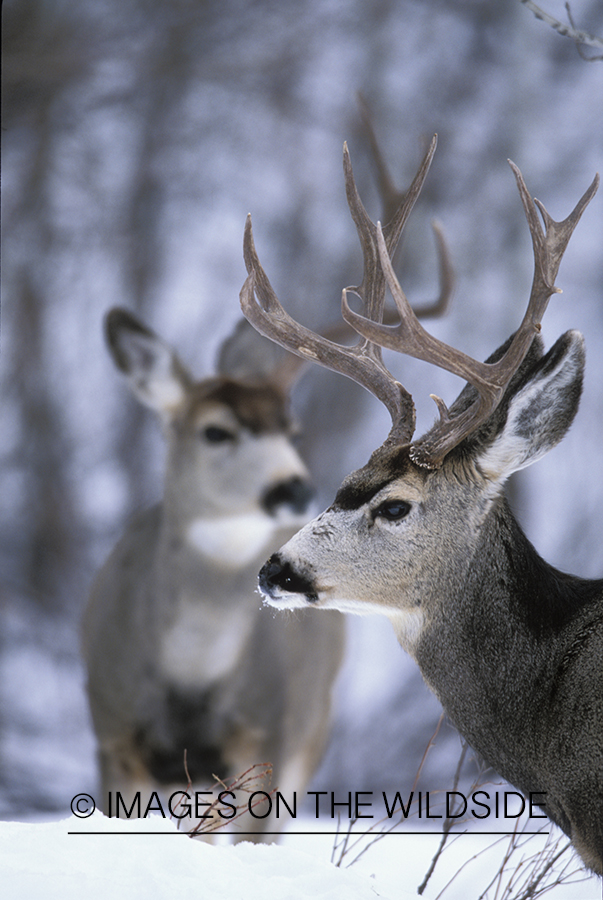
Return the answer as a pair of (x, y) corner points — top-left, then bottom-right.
(1, 603), (600, 898)
(1, 812), (600, 899)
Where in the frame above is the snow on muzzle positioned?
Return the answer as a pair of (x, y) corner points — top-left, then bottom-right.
(258, 553), (319, 604)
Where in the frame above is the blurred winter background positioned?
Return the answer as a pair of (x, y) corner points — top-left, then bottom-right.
(1, 0), (602, 822)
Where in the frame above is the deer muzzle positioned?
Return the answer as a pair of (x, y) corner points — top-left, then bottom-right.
(258, 553), (319, 604)
(261, 476), (314, 517)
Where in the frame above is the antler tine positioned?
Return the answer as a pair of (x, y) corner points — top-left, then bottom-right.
(344, 134), (453, 332)
(507, 162), (600, 367)
(357, 97), (454, 320)
(343, 136), (439, 318)
(411, 220), (455, 319)
(343, 166), (599, 468)
(240, 214), (413, 430)
(357, 92), (406, 227)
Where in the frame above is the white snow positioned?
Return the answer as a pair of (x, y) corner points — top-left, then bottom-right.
(0, 813), (406, 900)
(0, 812), (600, 900)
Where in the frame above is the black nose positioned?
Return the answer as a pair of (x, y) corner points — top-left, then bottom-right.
(259, 554), (318, 603)
(262, 477), (314, 517)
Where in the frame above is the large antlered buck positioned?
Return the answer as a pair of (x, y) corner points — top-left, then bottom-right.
(240, 136), (602, 873)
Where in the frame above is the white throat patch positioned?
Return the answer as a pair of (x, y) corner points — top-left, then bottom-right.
(186, 513), (278, 568)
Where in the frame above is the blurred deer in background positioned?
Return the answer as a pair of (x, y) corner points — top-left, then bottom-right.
(82, 309), (345, 840)
(241, 136), (602, 872)
(83, 113), (455, 841)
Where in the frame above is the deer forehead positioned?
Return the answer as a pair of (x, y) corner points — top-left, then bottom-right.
(325, 452), (493, 549)
(179, 378), (291, 434)
(184, 399), (241, 433)
(333, 444), (429, 511)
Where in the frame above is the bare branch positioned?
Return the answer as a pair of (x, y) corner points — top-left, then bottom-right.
(417, 742), (468, 895)
(520, 0), (603, 59)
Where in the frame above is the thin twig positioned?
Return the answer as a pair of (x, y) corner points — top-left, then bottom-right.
(565, 2), (603, 61)
(433, 832), (514, 900)
(332, 715), (448, 869)
(184, 761), (275, 838)
(512, 840), (572, 899)
(169, 748), (193, 828)
(491, 819), (525, 900)
(520, 0), (603, 58)
(331, 812), (354, 866)
(417, 742), (468, 894)
(411, 713), (445, 794)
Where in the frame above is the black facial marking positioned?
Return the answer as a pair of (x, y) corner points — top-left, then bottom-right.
(262, 477), (314, 516)
(334, 445), (414, 511)
(259, 554), (319, 603)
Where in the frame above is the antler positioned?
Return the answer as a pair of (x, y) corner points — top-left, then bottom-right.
(344, 164), (599, 467)
(241, 136), (447, 443)
(239, 122), (453, 398)
(241, 138), (596, 470)
(356, 93), (453, 319)
(240, 207), (413, 439)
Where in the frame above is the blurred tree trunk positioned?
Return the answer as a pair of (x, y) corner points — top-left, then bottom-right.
(2, 3), (85, 612)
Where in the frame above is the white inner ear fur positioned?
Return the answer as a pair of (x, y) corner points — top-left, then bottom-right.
(478, 332), (584, 482)
(137, 370), (187, 413)
(121, 332), (189, 413)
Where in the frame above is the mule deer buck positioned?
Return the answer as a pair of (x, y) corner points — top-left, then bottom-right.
(82, 310), (346, 840)
(240, 137), (602, 873)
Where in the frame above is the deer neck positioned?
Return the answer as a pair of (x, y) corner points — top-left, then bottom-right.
(156, 487), (276, 572)
(413, 497), (595, 781)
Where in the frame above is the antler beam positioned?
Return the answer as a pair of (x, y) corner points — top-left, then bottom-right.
(240, 213), (414, 437)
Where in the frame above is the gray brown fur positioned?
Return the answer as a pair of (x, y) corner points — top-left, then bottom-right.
(82, 309), (344, 841)
(242, 149), (602, 873)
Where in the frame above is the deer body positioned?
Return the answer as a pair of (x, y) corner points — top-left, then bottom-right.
(261, 422), (603, 871)
(82, 310), (344, 840)
(240, 139), (602, 871)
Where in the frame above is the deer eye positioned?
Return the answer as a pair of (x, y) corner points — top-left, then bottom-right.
(202, 425), (236, 444)
(375, 500), (411, 522)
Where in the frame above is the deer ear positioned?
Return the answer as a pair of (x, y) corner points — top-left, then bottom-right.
(104, 308), (191, 414)
(217, 318), (305, 390)
(477, 330), (585, 482)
